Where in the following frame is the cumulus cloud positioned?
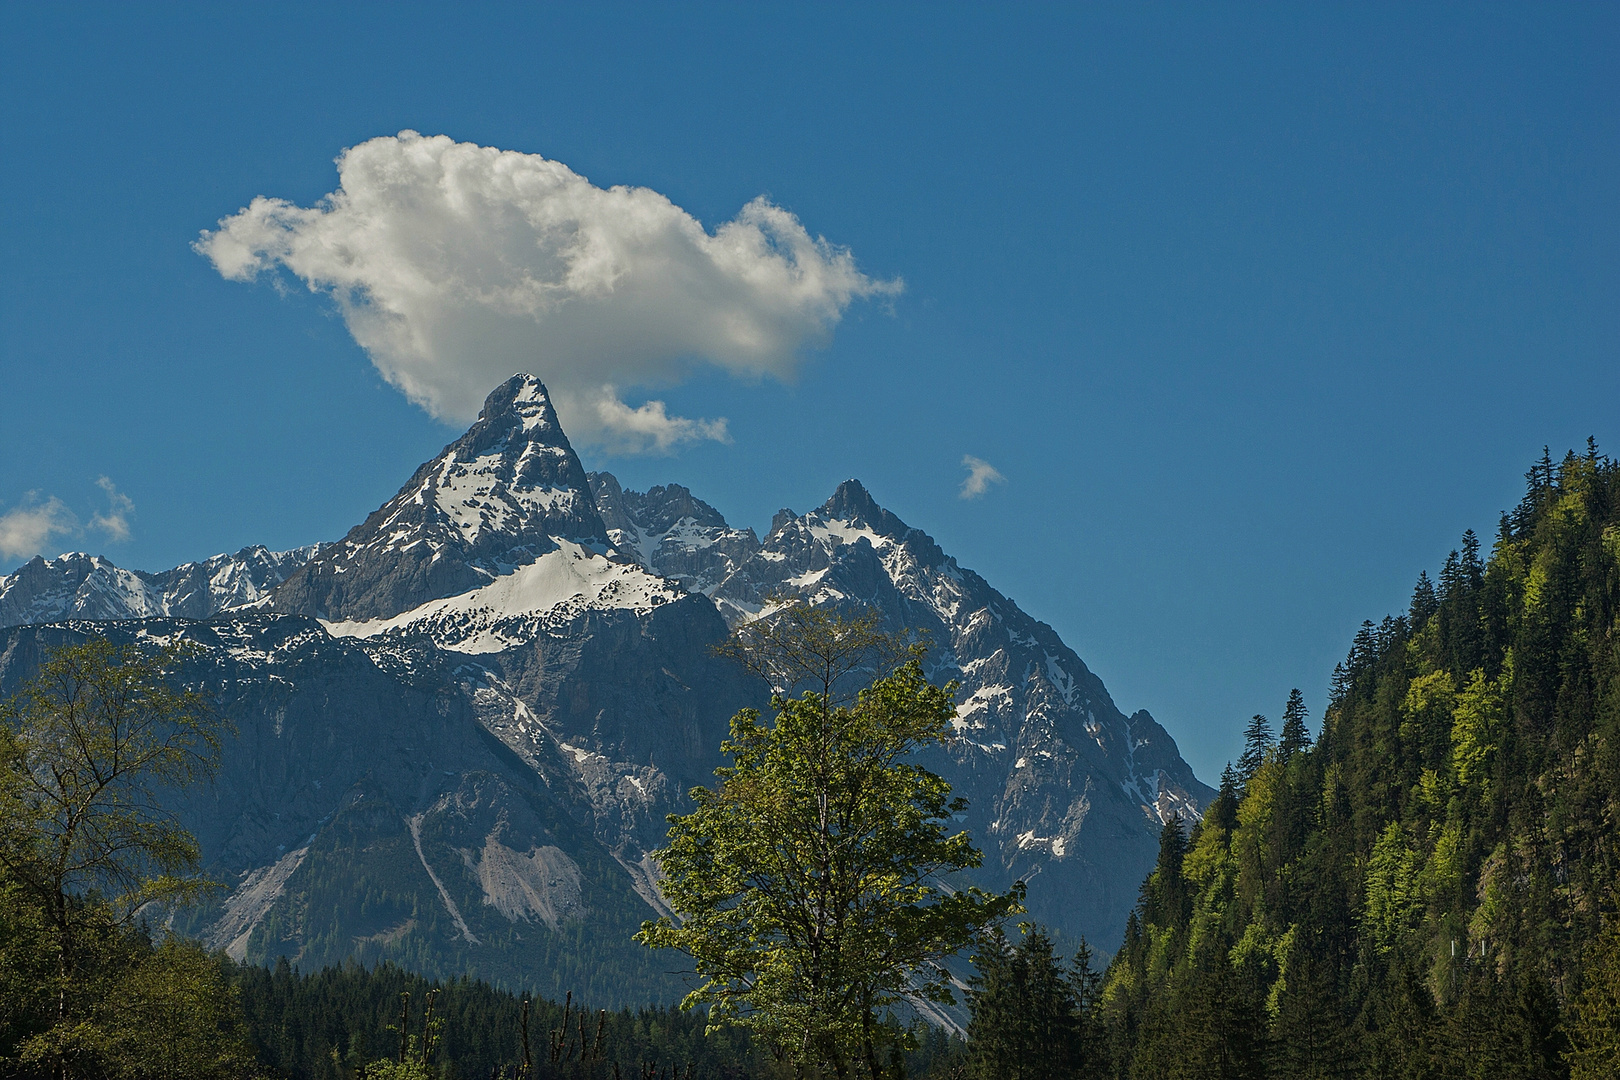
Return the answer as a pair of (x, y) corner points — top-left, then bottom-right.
(196, 131), (901, 452)
(0, 496), (77, 559)
(959, 456), (1005, 500)
(88, 476), (135, 542)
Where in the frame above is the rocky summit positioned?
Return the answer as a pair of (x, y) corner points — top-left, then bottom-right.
(0, 373), (1211, 1006)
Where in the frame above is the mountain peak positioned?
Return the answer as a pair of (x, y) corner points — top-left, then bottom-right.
(455, 374), (572, 464)
(271, 374), (610, 621)
(485, 372), (560, 423)
(820, 479), (907, 539)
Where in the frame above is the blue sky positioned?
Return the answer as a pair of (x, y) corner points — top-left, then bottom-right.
(2, 3), (1615, 782)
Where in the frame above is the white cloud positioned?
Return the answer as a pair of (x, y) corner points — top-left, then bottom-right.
(88, 476), (135, 542)
(0, 495), (76, 559)
(959, 456), (1006, 500)
(0, 479), (136, 560)
(590, 390), (731, 455)
(196, 131), (901, 452)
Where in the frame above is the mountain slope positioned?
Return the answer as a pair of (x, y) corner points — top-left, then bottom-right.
(593, 472), (1213, 939)
(588, 472), (759, 595)
(273, 375), (613, 622)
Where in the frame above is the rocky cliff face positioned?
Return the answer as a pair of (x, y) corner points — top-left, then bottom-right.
(587, 473), (758, 595)
(0, 373), (1211, 1003)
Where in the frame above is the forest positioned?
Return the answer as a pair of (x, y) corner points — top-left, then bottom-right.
(2, 444), (1617, 1078)
(1098, 444), (1620, 1078)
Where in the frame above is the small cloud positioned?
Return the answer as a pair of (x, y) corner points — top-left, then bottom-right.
(88, 477), (135, 543)
(591, 389), (731, 455)
(959, 456), (1006, 500)
(0, 495), (77, 559)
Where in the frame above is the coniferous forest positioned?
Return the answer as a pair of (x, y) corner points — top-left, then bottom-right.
(4, 444), (1619, 1078)
(1099, 444), (1620, 1079)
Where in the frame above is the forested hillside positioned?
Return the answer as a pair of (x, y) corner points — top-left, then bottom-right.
(1100, 444), (1620, 1078)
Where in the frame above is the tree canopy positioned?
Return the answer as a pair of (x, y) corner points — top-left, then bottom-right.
(638, 606), (1020, 1079)
(0, 636), (252, 1079)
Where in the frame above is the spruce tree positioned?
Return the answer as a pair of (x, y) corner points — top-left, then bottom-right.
(1140, 815), (1189, 929)
(965, 927), (1082, 1080)
(1209, 765), (1240, 835)
(1269, 934), (1352, 1079)
(1236, 715), (1273, 785)
(1408, 570), (1438, 626)
(1278, 689), (1311, 760)
(1565, 917), (1620, 1079)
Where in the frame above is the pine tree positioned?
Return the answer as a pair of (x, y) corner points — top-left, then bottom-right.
(1565, 917), (1620, 1080)
(1069, 939), (1109, 1077)
(965, 927), (1081, 1080)
(1278, 689), (1312, 760)
(1140, 815), (1189, 930)
(1460, 529), (1483, 591)
(1269, 933), (1352, 1079)
(1409, 571), (1438, 626)
(1208, 765), (1239, 836)
(1237, 715), (1273, 785)
(1168, 951), (1269, 1080)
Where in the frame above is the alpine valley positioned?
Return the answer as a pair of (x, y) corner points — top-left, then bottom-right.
(0, 375), (1212, 1006)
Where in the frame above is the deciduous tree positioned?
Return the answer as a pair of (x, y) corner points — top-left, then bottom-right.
(638, 606), (1020, 1079)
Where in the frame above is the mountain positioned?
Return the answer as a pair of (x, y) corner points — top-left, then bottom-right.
(0, 544), (317, 625)
(589, 472), (1213, 937)
(0, 373), (1211, 1004)
(588, 473), (758, 595)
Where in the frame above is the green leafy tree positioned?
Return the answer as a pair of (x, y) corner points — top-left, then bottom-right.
(0, 636), (232, 1079)
(96, 937), (260, 1080)
(637, 606), (1021, 1079)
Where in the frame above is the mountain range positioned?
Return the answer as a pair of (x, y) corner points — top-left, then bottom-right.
(0, 374), (1211, 1006)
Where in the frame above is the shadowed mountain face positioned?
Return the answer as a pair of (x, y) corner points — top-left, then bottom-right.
(0, 373), (1210, 1003)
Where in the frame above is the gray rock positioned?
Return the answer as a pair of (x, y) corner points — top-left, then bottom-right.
(588, 471), (759, 594)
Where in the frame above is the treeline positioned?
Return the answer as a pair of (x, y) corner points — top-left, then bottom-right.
(231, 959), (756, 1079)
(229, 958), (969, 1079)
(1089, 444), (1620, 1078)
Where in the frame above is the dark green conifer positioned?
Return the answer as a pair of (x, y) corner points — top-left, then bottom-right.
(1408, 570), (1437, 626)
(1209, 764), (1240, 835)
(1278, 689), (1311, 760)
(965, 927), (1082, 1080)
(1236, 715), (1273, 785)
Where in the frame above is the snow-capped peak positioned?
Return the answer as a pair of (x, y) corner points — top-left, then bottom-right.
(272, 375), (615, 623)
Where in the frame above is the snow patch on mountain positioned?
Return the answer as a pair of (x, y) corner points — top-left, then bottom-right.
(321, 541), (681, 652)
